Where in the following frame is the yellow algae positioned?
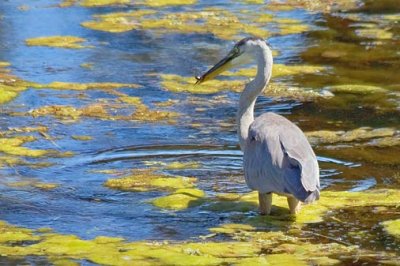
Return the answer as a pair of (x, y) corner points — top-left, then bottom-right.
(30, 105), (83, 120)
(0, 136), (48, 157)
(36, 81), (140, 90)
(224, 64), (326, 79)
(381, 219), (400, 239)
(104, 171), (197, 192)
(0, 61), (10, 67)
(276, 18), (310, 35)
(207, 189), (400, 225)
(355, 27), (393, 40)
(80, 0), (130, 7)
(25, 36), (91, 49)
(327, 84), (387, 94)
(264, 83), (332, 101)
(58, 0), (77, 7)
(0, 218), (396, 265)
(209, 223), (255, 235)
(165, 161), (201, 170)
(82, 9), (268, 40)
(71, 135), (92, 141)
(306, 127), (396, 145)
(140, 0), (197, 7)
(161, 74), (244, 94)
(119, 96), (142, 105)
(150, 188), (206, 210)
(80, 63), (94, 69)
(130, 102), (179, 123)
(0, 221), (40, 243)
(82, 10), (156, 33)
(7, 179), (58, 190)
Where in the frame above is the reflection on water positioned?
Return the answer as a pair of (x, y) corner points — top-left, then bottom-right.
(0, 0), (399, 264)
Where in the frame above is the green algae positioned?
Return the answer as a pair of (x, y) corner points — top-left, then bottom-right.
(25, 36), (91, 49)
(150, 188), (206, 210)
(29, 104), (108, 121)
(80, 0), (130, 7)
(161, 74), (244, 94)
(306, 127), (396, 145)
(143, 161), (201, 170)
(206, 189), (400, 225)
(82, 9), (269, 40)
(0, 136), (48, 157)
(104, 170), (197, 192)
(139, 0), (197, 7)
(7, 179), (59, 190)
(327, 84), (387, 94)
(224, 64), (326, 79)
(35, 81), (140, 91)
(71, 135), (92, 141)
(81, 10), (156, 33)
(382, 219), (400, 239)
(0, 216), (397, 265)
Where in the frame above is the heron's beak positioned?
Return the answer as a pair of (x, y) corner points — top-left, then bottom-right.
(195, 48), (240, 85)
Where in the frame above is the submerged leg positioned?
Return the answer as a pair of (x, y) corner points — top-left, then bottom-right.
(258, 192), (272, 215)
(287, 196), (301, 214)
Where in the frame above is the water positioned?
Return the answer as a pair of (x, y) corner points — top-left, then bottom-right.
(0, 0), (399, 264)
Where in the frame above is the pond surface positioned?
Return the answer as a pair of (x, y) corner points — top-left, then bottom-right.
(0, 0), (399, 265)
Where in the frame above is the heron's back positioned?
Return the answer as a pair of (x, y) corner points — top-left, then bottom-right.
(243, 112), (320, 202)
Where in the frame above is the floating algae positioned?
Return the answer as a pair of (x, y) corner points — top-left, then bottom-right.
(82, 9), (269, 39)
(206, 189), (400, 226)
(150, 188), (206, 210)
(71, 135), (93, 141)
(59, 0), (130, 7)
(0, 136), (48, 157)
(143, 161), (201, 170)
(25, 36), (92, 49)
(104, 170), (197, 192)
(306, 127), (397, 145)
(382, 219), (400, 239)
(139, 0), (197, 7)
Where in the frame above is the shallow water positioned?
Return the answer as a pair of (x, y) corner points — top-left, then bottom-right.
(0, 0), (399, 265)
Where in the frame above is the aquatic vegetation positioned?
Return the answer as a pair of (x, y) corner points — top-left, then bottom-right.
(150, 188), (205, 210)
(327, 84), (387, 94)
(104, 170), (197, 192)
(6, 179), (59, 190)
(35, 81), (140, 91)
(80, 0), (130, 7)
(25, 36), (91, 49)
(139, 0), (197, 7)
(382, 219), (400, 239)
(130, 101), (179, 123)
(224, 64), (327, 79)
(264, 83), (333, 101)
(29, 105), (108, 120)
(143, 161), (201, 170)
(161, 74), (244, 94)
(82, 9), (269, 39)
(206, 189), (400, 226)
(0, 136), (48, 157)
(71, 135), (92, 141)
(306, 127), (396, 145)
(81, 10), (156, 33)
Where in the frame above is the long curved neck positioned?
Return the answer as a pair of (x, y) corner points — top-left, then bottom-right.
(237, 44), (273, 151)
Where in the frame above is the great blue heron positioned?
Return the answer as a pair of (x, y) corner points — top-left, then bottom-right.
(196, 37), (320, 215)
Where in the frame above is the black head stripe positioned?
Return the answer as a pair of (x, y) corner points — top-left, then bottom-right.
(236, 36), (269, 47)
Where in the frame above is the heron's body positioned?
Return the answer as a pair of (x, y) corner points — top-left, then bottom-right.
(196, 37), (320, 214)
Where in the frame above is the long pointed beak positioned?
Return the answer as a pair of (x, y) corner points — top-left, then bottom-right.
(195, 49), (239, 85)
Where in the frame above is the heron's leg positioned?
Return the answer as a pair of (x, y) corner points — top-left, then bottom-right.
(287, 197), (301, 214)
(258, 192), (272, 215)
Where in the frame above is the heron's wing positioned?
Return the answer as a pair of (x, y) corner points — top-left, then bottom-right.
(247, 113), (319, 198)
(278, 127), (320, 192)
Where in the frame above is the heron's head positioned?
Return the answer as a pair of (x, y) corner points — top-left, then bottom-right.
(195, 37), (271, 84)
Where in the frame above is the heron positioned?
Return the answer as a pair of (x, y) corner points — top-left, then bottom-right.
(195, 37), (320, 215)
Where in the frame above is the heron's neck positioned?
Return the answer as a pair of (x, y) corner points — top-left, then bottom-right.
(237, 45), (273, 151)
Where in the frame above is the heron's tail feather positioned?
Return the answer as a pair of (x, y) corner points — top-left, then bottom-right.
(303, 189), (320, 203)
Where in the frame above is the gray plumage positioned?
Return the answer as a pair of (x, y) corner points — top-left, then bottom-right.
(244, 112), (320, 203)
(196, 37), (320, 214)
